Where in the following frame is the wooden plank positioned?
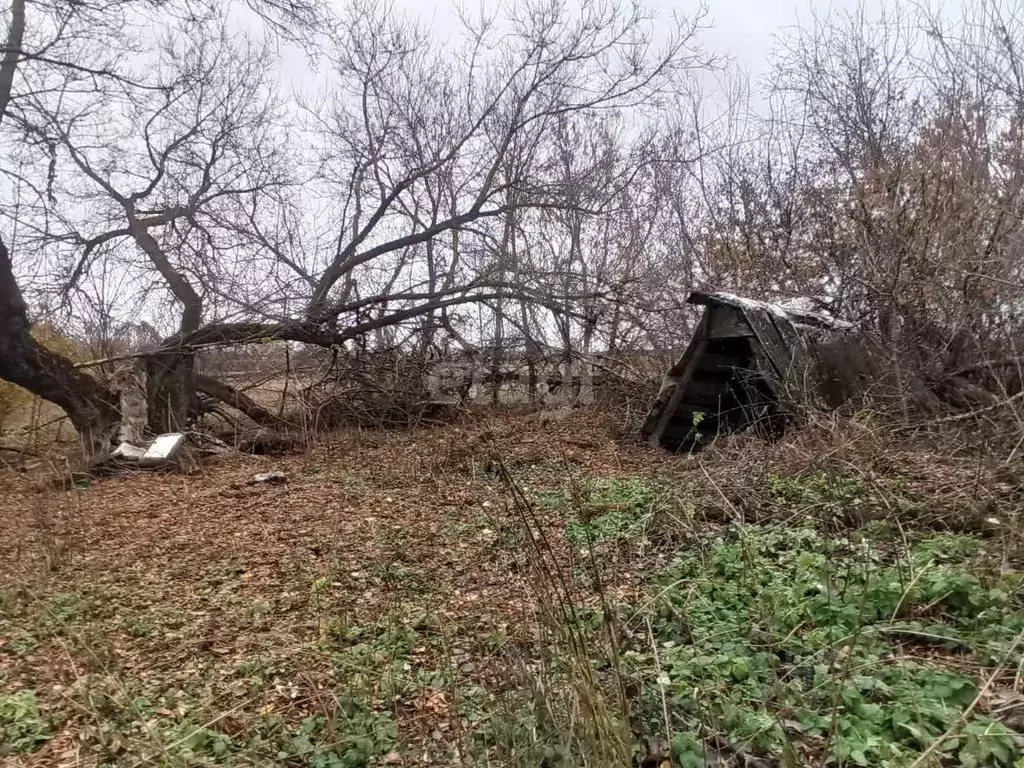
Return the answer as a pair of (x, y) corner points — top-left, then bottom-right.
(661, 317), (707, 385)
(739, 308), (793, 381)
(706, 314), (755, 339)
(646, 318), (709, 447)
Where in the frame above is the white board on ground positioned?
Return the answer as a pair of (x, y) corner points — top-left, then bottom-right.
(111, 442), (147, 461)
(140, 433), (186, 467)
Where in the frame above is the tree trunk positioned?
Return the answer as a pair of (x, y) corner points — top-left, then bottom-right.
(145, 350), (198, 433)
(0, 238), (120, 457)
(560, 357), (574, 406)
(490, 322), (503, 405)
(111, 361), (148, 444)
(0, 1), (121, 459)
(0, 0), (25, 125)
(127, 221), (203, 433)
(579, 324), (595, 406)
(525, 335), (540, 403)
(194, 374), (289, 427)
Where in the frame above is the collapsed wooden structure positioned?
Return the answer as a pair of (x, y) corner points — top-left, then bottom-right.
(642, 291), (855, 451)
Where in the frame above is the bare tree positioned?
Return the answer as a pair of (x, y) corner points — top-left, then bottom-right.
(29, 25), (290, 430)
(695, 0), (1024, 413)
(1, 0), (718, 453)
(0, 0), (121, 454)
(0, 0), (324, 454)
(148, 0), (715, 406)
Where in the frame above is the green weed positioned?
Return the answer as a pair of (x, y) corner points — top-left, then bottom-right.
(0, 690), (52, 754)
(765, 471), (912, 524)
(67, 679), (396, 767)
(628, 525), (1024, 766)
(537, 477), (659, 545)
(118, 616), (154, 638)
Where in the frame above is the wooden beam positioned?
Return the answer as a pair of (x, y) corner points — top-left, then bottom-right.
(647, 316), (710, 447)
(705, 308), (755, 339)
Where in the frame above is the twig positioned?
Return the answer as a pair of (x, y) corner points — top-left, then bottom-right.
(924, 389), (1024, 425)
(944, 357), (1024, 379)
(698, 458), (743, 524)
(645, 616), (673, 752)
(0, 444), (38, 456)
(14, 413), (67, 433)
(73, 350), (150, 368)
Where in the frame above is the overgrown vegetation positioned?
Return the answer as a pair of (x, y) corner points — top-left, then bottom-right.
(6, 0), (1024, 763)
(507, 464), (1024, 766)
(535, 476), (661, 546)
(6, 0), (1024, 457)
(634, 525), (1024, 766)
(4, 413), (1024, 766)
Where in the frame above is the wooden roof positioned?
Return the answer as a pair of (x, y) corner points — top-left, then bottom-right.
(642, 292), (854, 451)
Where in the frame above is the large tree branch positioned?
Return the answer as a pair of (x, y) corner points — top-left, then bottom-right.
(165, 285), (604, 353)
(63, 209), (190, 292)
(0, 236), (120, 456)
(0, 1), (123, 457)
(127, 217), (203, 331)
(194, 373), (291, 427)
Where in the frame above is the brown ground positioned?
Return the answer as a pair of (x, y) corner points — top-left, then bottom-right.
(0, 409), (682, 767)
(3, 409), (1022, 767)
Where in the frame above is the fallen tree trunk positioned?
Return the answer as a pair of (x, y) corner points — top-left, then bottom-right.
(0, 6), (122, 458)
(194, 374), (290, 428)
(0, 238), (121, 458)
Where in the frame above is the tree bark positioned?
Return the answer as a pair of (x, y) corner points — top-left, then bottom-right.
(0, 238), (120, 457)
(144, 350), (198, 433)
(0, 0), (25, 124)
(194, 374), (289, 427)
(579, 321), (595, 406)
(525, 335), (540, 403)
(111, 361), (148, 444)
(128, 220), (203, 432)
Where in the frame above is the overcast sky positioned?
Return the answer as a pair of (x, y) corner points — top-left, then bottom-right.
(389, 0), (888, 74)
(275, 0), (897, 101)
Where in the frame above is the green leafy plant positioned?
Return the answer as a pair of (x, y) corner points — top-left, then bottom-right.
(671, 730), (705, 768)
(276, 710), (397, 768)
(628, 525), (1024, 766)
(0, 690), (52, 754)
(118, 616), (154, 637)
(540, 477), (658, 545)
(566, 508), (643, 545)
